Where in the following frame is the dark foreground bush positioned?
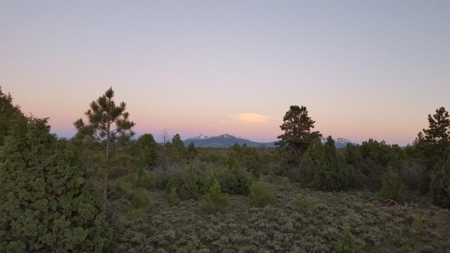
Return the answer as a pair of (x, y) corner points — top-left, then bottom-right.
(0, 118), (113, 252)
(430, 157), (450, 208)
(379, 167), (407, 202)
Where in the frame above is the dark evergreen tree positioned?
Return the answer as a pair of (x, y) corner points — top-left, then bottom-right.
(379, 167), (407, 202)
(0, 86), (24, 146)
(239, 145), (261, 177)
(351, 139), (406, 191)
(423, 107), (450, 145)
(414, 107), (450, 193)
(304, 136), (352, 191)
(135, 133), (159, 170)
(429, 156), (450, 208)
(232, 142), (241, 153)
(276, 105), (321, 162)
(170, 133), (185, 160)
(171, 133), (184, 148)
(187, 141), (198, 159)
(0, 117), (113, 252)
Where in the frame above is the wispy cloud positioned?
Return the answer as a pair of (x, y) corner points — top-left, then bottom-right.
(229, 113), (270, 123)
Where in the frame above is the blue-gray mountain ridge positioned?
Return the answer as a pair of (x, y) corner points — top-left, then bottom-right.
(183, 134), (356, 148)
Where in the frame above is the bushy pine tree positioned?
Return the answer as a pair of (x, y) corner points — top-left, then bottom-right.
(416, 107), (450, 193)
(305, 137), (352, 191)
(276, 105), (321, 163)
(201, 181), (230, 214)
(249, 177), (275, 207)
(430, 156), (450, 208)
(0, 117), (113, 252)
(0, 86), (25, 146)
(379, 167), (407, 202)
(135, 133), (159, 170)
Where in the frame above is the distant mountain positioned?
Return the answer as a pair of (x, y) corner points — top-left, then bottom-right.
(320, 137), (357, 148)
(183, 134), (275, 148)
(186, 134), (210, 140)
(183, 134), (356, 148)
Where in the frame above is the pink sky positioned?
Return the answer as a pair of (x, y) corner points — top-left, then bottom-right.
(2, 1), (449, 146)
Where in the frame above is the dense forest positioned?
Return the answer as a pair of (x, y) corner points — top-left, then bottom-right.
(1, 86), (449, 252)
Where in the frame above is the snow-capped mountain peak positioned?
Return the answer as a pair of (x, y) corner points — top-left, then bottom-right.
(320, 136), (357, 147)
(186, 133), (249, 141)
(186, 134), (210, 140)
(216, 133), (233, 139)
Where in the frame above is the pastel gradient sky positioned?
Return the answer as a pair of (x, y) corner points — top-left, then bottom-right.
(1, 1), (449, 145)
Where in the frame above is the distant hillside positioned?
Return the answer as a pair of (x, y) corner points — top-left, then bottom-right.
(183, 134), (275, 148)
(183, 134), (356, 148)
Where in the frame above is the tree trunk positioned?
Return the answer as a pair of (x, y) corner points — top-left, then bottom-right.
(102, 123), (111, 215)
(102, 173), (108, 214)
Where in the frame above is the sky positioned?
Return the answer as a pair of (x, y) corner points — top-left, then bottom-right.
(1, 1), (449, 146)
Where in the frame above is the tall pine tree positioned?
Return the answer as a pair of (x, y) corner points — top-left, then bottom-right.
(414, 107), (450, 193)
(74, 88), (155, 219)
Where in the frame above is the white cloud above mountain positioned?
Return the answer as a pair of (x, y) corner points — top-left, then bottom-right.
(229, 113), (269, 123)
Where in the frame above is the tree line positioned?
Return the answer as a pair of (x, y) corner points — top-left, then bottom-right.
(1, 86), (449, 252)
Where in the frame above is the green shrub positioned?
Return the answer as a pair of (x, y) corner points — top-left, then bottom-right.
(197, 168), (216, 195)
(263, 204), (276, 216)
(266, 167), (276, 183)
(218, 164), (253, 195)
(379, 167), (407, 201)
(280, 177), (292, 191)
(180, 166), (199, 200)
(165, 177), (181, 195)
(248, 177), (275, 207)
(166, 187), (180, 205)
(292, 195), (315, 214)
(201, 181), (230, 214)
(411, 215), (424, 233)
(335, 227), (361, 253)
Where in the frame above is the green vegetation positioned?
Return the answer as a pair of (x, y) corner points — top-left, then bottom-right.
(166, 187), (180, 205)
(116, 184), (450, 252)
(0, 86), (24, 146)
(73, 88), (152, 219)
(430, 156), (450, 208)
(379, 167), (407, 201)
(335, 227), (361, 253)
(292, 194), (315, 214)
(276, 105), (322, 163)
(201, 181), (230, 214)
(248, 177), (275, 207)
(1, 87), (450, 252)
(306, 136), (353, 191)
(0, 117), (113, 252)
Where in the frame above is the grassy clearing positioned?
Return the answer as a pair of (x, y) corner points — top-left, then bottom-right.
(116, 178), (450, 253)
